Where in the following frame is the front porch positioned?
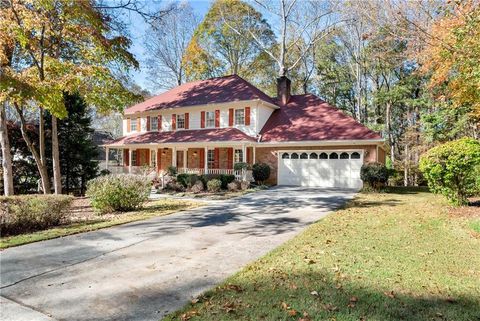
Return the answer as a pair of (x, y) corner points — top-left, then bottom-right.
(104, 145), (255, 180)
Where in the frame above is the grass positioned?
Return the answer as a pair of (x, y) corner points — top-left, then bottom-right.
(470, 219), (480, 233)
(0, 199), (201, 249)
(163, 188), (480, 321)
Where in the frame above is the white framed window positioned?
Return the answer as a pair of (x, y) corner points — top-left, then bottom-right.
(206, 111), (215, 128)
(130, 118), (137, 132)
(234, 149), (243, 163)
(150, 150), (156, 167)
(234, 109), (245, 125)
(177, 114), (185, 129)
(151, 116), (158, 131)
(207, 149), (215, 169)
(131, 150), (137, 165)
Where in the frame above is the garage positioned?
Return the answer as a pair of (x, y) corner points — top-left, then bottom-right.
(278, 150), (363, 189)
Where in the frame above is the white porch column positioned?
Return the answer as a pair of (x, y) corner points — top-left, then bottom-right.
(128, 148), (133, 174)
(105, 147), (109, 171)
(183, 149), (187, 170)
(253, 146), (256, 164)
(204, 146), (208, 174)
(172, 146), (177, 168)
(242, 144), (246, 162)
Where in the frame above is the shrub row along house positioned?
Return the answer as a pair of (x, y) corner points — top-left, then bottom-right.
(104, 75), (386, 188)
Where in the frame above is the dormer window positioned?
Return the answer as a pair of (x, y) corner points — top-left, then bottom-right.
(235, 109), (245, 125)
(130, 118), (137, 132)
(177, 114), (185, 129)
(206, 111), (215, 128)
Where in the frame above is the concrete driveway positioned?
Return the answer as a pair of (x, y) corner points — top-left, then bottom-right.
(0, 187), (356, 321)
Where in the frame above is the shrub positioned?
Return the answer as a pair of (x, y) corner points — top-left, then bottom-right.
(167, 166), (177, 176)
(252, 163), (271, 184)
(419, 137), (480, 205)
(0, 195), (73, 235)
(207, 179), (222, 193)
(166, 180), (185, 192)
(86, 174), (151, 213)
(219, 174), (235, 189)
(234, 162), (249, 171)
(240, 180), (250, 190)
(177, 174), (200, 188)
(199, 174), (219, 186)
(227, 181), (239, 192)
(360, 162), (389, 190)
(191, 180), (204, 193)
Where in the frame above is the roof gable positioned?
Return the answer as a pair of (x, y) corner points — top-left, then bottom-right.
(125, 75), (276, 114)
(260, 94), (381, 142)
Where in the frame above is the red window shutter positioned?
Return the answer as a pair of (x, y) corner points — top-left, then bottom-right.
(214, 148), (220, 169)
(227, 148), (233, 169)
(127, 118), (131, 132)
(215, 110), (220, 127)
(137, 118), (141, 132)
(134, 150), (139, 166)
(157, 115), (162, 131)
(201, 111), (205, 128)
(124, 149), (129, 166)
(146, 116), (151, 131)
(172, 114), (176, 130)
(185, 113), (189, 129)
(245, 107), (251, 126)
(199, 149), (205, 168)
(228, 108), (234, 126)
(247, 147), (252, 164)
(157, 149), (161, 171)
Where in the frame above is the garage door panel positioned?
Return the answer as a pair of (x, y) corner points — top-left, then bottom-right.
(278, 150), (363, 188)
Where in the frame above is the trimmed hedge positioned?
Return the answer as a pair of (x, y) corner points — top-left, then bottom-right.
(199, 174), (235, 190)
(360, 162), (389, 190)
(252, 163), (271, 184)
(86, 174), (151, 213)
(0, 195), (73, 236)
(177, 173), (200, 188)
(207, 179), (222, 193)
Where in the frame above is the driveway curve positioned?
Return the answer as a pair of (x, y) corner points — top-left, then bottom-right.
(0, 187), (356, 321)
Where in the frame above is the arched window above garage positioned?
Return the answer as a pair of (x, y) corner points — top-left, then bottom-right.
(340, 152), (349, 159)
(291, 152), (299, 159)
(310, 152), (318, 159)
(300, 152), (308, 159)
(351, 152), (361, 159)
(282, 153), (290, 159)
(319, 152), (328, 159)
(329, 152), (339, 159)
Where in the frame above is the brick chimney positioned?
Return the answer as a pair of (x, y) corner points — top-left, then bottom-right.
(277, 76), (291, 106)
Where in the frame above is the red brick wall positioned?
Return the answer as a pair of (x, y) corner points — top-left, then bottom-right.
(255, 145), (379, 185)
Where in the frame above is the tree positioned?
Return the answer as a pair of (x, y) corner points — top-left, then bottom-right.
(1, 0), (139, 194)
(184, 0), (275, 80)
(0, 103), (14, 195)
(144, 3), (198, 89)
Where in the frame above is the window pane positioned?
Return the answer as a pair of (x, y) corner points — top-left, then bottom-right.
(340, 152), (349, 159)
(329, 152), (338, 159)
(177, 114), (185, 129)
(351, 152), (361, 159)
(282, 153), (290, 159)
(206, 111), (215, 127)
(291, 152), (299, 159)
(235, 109), (245, 125)
(300, 152), (308, 159)
(207, 150), (215, 169)
(310, 152), (318, 159)
(131, 118), (137, 131)
(234, 149), (243, 163)
(319, 152), (328, 159)
(151, 117), (158, 131)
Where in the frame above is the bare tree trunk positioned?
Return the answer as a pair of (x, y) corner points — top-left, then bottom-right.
(0, 105), (14, 195)
(14, 104), (51, 194)
(386, 101), (395, 164)
(52, 115), (62, 194)
(404, 143), (408, 187)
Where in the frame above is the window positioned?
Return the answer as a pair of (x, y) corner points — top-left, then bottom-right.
(351, 152), (361, 159)
(131, 150), (137, 165)
(234, 149), (243, 163)
(291, 152), (299, 159)
(340, 152), (349, 159)
(151, 117), (158, 131)
(310, 152), (318, 159)
(130, 118), (137, 132)
(205, 111), (215, 128)
(300, 152), (308, 159)
(319, 152), (328, 159)
(329, 152), (338, 159)
(235, 109), (245, 125)
(177, 114), (185, 129)
(207, 149), (215, 169)
(282, 153), (290, 159)
(150, 150), (156, 167)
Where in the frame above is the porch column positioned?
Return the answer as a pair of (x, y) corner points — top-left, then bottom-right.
(105, 147), (109, 171)
(172, 146), (177, 168)
(204, 146), (208, 174)
(128, 148), (133, 174)
(183, 149), (187, 170)
(242, 144), (246, 162)
(253, 146), (256, 164)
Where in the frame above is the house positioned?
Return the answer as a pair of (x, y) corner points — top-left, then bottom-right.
(105, 75), (385, 188)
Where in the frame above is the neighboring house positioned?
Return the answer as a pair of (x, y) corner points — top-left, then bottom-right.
(105, 75), (385, 188)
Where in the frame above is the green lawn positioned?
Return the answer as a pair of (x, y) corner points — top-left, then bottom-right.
(1, 199), (201, 249)
(163, 188), (480, 321)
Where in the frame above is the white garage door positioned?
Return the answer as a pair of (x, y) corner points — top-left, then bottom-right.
(278, 151), (363, 189)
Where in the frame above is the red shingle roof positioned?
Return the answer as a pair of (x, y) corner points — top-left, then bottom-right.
(260, 94), (382, 142)
(125, 75), (276, 114)
(107, 128), (256, 146)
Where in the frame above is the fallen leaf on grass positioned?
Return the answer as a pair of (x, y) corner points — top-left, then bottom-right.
(225, 284), (243, 292)
(180, 310), (198, 321)
(384, 291), (395, 298)
(288, 309), (297, 316)
(310, 290), (319, 296)
(322, 303), (338, 312)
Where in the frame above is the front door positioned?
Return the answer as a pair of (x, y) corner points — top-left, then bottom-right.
(177, 150), (184, 168)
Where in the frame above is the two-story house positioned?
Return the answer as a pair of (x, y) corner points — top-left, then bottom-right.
(105, 75), (385, 188)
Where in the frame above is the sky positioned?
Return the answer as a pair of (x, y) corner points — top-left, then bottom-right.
(124, 1), (212, 94)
